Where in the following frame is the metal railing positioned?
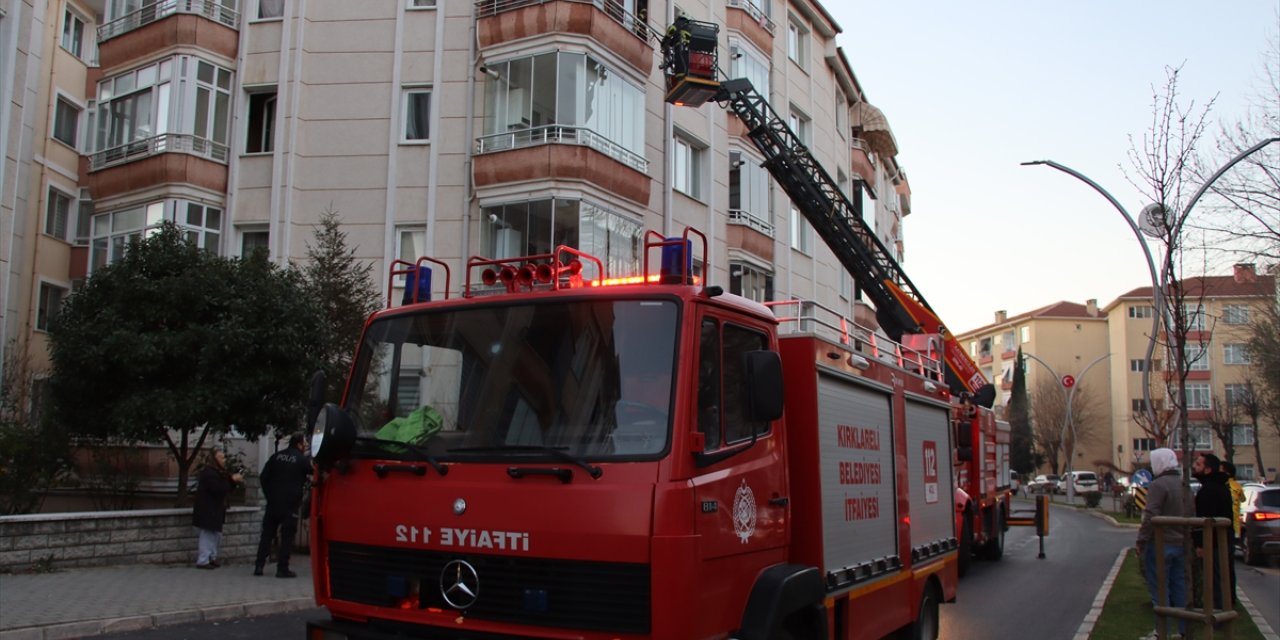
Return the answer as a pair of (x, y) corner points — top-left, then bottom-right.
(725, 0), (776, 34)
(765, 299), (945, 382)
(98, 0), (240, 42)
(728, 208), (774, 235)
(91, 133), (229, 170)
(475, 125), (648, 173)
(475, 0), (655, 43)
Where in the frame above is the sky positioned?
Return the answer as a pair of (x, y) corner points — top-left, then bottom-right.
(823, 1), (1278, 333)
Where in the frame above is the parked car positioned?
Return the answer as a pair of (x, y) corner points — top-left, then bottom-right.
(1062, 470), (1099, 493)
(1009, 470), (1021, 494)
(1028, 474), (1060, 494)
(1240, 486), (1280, 566)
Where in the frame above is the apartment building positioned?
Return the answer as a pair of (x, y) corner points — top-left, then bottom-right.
(955, 301), (1111, 472)
(0, 0), (911, 397)
(958, 264), (1279, 482)
(1105, 263), (1279, 482)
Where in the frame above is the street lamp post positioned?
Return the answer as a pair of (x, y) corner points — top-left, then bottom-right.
(1022, 351), (1110, 502)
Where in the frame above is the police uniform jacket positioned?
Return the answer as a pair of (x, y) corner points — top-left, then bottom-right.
(259, 447), (312, 517)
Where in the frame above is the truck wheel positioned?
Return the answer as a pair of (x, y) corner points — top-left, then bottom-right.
(957, 513), (972, 577)
(981, 509), (1005, 561)
(899, 582), (940, 640)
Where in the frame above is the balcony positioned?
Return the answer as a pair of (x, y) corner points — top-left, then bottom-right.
(88, 134), (229, 200)
(474, 126), (649, 205)
(476, 0), (654, 75)
(725, 0), (774, 54)
(97, 0), (239, 69)
(727, 209), (774, 263)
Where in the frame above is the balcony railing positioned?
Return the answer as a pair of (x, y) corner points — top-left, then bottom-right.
(91, 133), (229, 170)
(98, 0), (240, 42)
(476, 125), (648, 173)
(475, 0), (655, 43)
(728, 208), (774, 235)
(726, 0), (776, 34)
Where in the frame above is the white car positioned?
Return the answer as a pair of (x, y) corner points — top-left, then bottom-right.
(1061, 470), (1099, 493)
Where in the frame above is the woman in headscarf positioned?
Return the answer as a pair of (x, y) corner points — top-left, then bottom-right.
(192, 448), (242, 569)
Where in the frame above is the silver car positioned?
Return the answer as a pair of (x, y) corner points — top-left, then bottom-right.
(1241, 486), (1280, 566)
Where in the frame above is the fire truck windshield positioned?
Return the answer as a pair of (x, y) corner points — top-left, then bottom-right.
(345, 298), (679, 461)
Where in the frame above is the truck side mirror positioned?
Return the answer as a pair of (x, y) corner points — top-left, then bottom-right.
(312, 403), (356, 470)
(744, 350), (783, 422)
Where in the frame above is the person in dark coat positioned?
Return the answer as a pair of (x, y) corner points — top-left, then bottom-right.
(1193, 452), (1236, 611)
(192, 449), (242, 569)
(254, 433), (312, 578)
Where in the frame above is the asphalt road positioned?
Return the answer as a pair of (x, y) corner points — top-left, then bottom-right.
(940, 503), (1135, 640)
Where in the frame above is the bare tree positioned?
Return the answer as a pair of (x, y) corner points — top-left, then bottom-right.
(1030, 377), (1103, 475)
(1231, 382), (1269, 481)
(1247, 297), (1280, 440)
(1205, 392), (1241, 465)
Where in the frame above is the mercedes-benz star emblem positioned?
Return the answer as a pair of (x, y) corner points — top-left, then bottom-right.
(440, 559), (480, 609)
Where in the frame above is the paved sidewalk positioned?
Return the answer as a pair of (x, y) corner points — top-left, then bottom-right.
(0, 561), (315, 640)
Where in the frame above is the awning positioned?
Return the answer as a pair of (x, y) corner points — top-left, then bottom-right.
(852, 101), (898, 158)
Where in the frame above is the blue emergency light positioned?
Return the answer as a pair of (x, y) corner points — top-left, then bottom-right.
(402, 265), (432, 305)
(660, 237), (692, 284)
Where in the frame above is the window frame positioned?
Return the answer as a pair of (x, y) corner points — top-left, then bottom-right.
(1221, 304), (1249, 325)
(786, 17), (808, 69)
(52, 94), (82, 148)
(239, 225), (270, 258)
(244, 88), (277, 154)
(789, 206), (812, 255)
(672, 132), (705, 200)
(61, 8), (86, 59)
(1128, 305), (1153, 319)
(1223, 343), (1250, 365)
(394, 225), (428, 284)
(407, 0), (437, 8)
(256, 0), (284, 20)
(36, 281), (69, 332)
(44, 186), (75, 241)
(697, 316), (772, 451)
(402, 86), (432, 143)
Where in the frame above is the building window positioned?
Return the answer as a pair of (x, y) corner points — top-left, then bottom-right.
(1001, 331), (1015, 353)
(408, 0), (436, 6)
(45, 187), (74, 241)
(194, 61), (232, 146)
(789, 109), (810, 146)
(1224, 383), (1252, 407)
(245, 90), (276, 153)
(1129, 305), (1153, 319)
(729, 38), (769, 96)
(1132, 438), (1155, 452)
(969, 341), (977, 357)
(53, 97), (80, 147)
(787, 18), (807, 67)
(240, 227), (269, 257)
(1232, 424), (1256, 446)
(1181, 304), (1206, 331)
(36, 283), (67, 331)
(1183, 383), (1211, 410)
(835, 88), (847, 139)
(1236, 463), (1256, 481)
(1129, 359), (1148, 372)
(1171, 425), (1212, 450)
(673, 134), (704, 199)
(729, 149), (770, 229)
(76, 189), (92, 246)
(790, 206), (812, 254)
(1221, 304), (1249, 325)
(258, 0), (283, 19)
(91, 200), (224, 270)
(1223, 343), (1250, 365)
(730, 262), (773, 303)
(482, 198), (640, 277)
(480, 52), (645, 169)
(1020, 326), (1030, 343)
(394, 225), (427, 283)
(1182, 342), (1210, 371)
(96, 57), (234, 164)
(978, 337), (992, 359)
(403, 88), (431, 142)
(61, 10), (85, 58)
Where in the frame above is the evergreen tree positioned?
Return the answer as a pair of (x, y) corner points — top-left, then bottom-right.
(1008, 348), (1038, 473)
(302, 207), (382, 404)
(47, 223), (324, 503)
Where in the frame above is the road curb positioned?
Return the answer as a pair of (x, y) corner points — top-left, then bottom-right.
(0, 597), (317, 639)
(1237, 586), (1280, 640)
(1072, 547), (1128, 640)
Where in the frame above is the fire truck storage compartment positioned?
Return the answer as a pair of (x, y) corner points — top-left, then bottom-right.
(903, 397), (956, 552)
(815, 372), (899, 584)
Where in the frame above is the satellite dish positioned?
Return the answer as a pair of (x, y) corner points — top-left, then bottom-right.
(1139, 203), (1171, 238)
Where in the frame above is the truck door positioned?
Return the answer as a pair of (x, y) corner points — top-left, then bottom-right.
(691, 315), (788, 559)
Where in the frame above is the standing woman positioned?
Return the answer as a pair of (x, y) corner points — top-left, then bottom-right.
(192, 448), (243, 569)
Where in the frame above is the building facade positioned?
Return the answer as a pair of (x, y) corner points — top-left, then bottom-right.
(960, 264), (1279, 483)
(1, 0), (912, 400)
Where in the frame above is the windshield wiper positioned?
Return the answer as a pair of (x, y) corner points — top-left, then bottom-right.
(447, 445), (603, 480)
(355, 436), (448, 476)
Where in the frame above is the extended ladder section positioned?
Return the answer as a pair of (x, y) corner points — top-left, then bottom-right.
(711, 77), (994, 406)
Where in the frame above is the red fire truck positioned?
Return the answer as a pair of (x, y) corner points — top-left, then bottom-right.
(306, 232), (957, 639)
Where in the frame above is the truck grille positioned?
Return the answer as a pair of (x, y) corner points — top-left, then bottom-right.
(327, 542), (651, 634)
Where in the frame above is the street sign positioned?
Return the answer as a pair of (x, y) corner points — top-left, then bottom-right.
(1132, 468), (1153, 487)
(1062, 374), (1076, 388)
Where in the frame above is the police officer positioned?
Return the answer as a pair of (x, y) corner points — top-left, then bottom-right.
(254, 433), (312, 577)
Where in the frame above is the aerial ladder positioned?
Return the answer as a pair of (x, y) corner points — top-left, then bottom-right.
(661, 17), (995, 407)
